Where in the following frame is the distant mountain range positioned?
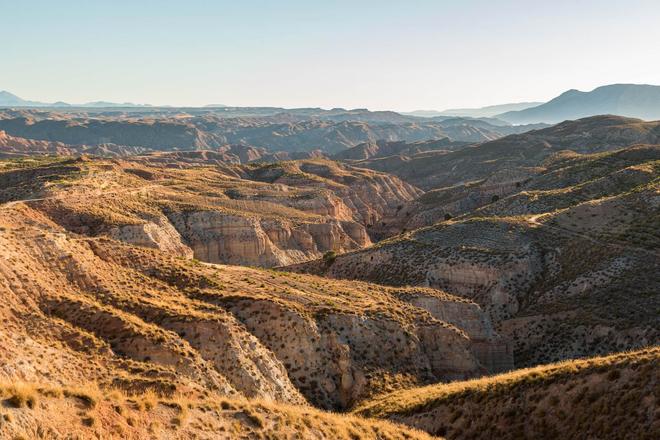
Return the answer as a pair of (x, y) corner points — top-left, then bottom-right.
(3, 84), (660, 124)
(404, 102), (542, 118)
(0, 90), (151, 108)
(497, 84), (660, 124)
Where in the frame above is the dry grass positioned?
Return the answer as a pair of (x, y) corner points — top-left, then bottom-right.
(3, 383), (39, 409)
(355, 346), (660, 440)
(0, 381), (436, 439)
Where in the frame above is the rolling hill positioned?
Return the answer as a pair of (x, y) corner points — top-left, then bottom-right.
(354, 347), (659, 440)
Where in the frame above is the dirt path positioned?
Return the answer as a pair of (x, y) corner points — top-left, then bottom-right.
(527, 213), (659, 258)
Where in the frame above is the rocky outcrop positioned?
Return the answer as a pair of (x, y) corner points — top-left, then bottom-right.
(247, 159), (423, 228)
(225, 297), (480, 409)
(400, 293), (514, 373)
(167, 210), (370, 267)
(108, 216), (193, 258)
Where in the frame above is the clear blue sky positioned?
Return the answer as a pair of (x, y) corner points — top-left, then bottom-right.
(2, 0), (658, 110)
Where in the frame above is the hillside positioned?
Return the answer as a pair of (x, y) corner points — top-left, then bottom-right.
(0, 382), (436, 439)
(372, 140), (660, 237)
(349, 116), (660, 239)
(0, 156), (424, 267)
(498, 84), (660, 124)
(354, 347), (659, 440)
(287, 143), (660, 366)
(0, 170), (512, 414)
(352, 115), (660, 191)
(332, 138), (470, 161)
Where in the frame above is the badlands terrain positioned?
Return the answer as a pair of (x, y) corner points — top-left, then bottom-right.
(0, 105), (658, 439)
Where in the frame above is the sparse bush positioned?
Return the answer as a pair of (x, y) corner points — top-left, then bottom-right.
(6, 384), (38, 409)
(323, 251), (337, 266)
(64, 386), (101, 409)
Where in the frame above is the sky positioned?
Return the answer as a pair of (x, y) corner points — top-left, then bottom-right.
(1, 0), (659, 110)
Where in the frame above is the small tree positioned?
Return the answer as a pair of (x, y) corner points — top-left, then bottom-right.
(323, 250), (337, 266)
(444, 213), (453, 221)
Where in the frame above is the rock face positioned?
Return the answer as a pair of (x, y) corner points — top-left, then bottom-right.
(240, 159), (423, 226)
(168, 210), (369, 267)
(108, 215), (193, 258)
(401, 293), (514, 373)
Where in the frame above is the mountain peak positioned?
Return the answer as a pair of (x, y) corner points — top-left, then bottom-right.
(497, 83), (660, 124)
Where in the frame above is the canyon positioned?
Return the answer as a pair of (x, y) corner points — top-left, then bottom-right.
(0, 109), (658, 439)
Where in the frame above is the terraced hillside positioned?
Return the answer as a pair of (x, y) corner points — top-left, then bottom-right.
(289, 144), (660, 366)
(0, 156), (420, 267)
(354, 347), (659, 440)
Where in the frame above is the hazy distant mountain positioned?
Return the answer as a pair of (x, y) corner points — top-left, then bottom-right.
(81, 101), (151, 108)
(0, 90), (51, 107)
(404, 102), (542, 118)
(0, 90), (150, 108)
(498, 84), (660, 124)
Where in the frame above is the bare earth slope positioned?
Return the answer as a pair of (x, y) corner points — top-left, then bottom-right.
(354, 347), (659, 440)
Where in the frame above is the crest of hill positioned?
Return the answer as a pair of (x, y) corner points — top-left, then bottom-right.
(353, 347), (659, 440)
(352, 115), (660, 190)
